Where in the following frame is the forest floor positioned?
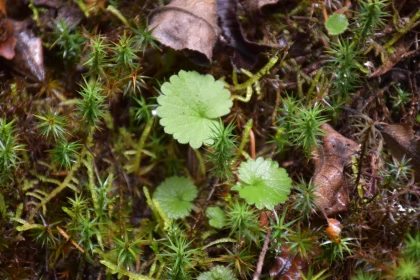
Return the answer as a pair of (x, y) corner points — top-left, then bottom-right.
(0, 0), (419, 279)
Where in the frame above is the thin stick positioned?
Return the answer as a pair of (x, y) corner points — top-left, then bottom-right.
(131, 117), (154, 174)
(253, 228), (272, 280)
(249, 129), (256, 159)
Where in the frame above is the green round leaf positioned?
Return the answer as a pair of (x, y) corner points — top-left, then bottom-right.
(153, 176), (198, 219)
(157, 70), (232, 149)
(325, 14), (349, 35)
(205, 206), (226, 229)
(232, 157), (292, 210)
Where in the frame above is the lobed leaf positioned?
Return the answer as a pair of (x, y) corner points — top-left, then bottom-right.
(153, 176), (198, 219)
(232, 157), (292, 210)
(157, 70), (232, 149)
(206, 206), (226, 229)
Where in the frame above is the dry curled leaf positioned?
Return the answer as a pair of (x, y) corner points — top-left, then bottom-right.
(326, 218), (342, 244)
(217, 0), (272, 69)
(312, 123), (360, 217)
(376, 123), (420, 180)
(148, 0), (220, 65)
(241, 0), (280, 15)
(269, 244), (307, 279)
(0, 0), (16, 60)
(257, 0), (280, 8)
(34, 0), (85, 29)
(10, 20), (45, 82)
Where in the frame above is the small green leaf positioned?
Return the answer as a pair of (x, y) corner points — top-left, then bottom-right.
(153, 176), (198, 219)
(325, 14), (349, 35)
(206, 206), (226, 229)
(232, 157), (292, 210)
(157, 70), (233, 149)
(197, 265), (238, 280)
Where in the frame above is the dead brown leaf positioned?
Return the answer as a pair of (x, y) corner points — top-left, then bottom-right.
(148, 0), (220, 64)
(0, 0), (16, 60)
(9, 20), (45, 82)
(376, 123), (420, 180)
(241, 0), (279, 15)
(269, 244), (307, 280)
(312, 123), (360, 217)
(217, 0), (273, 69)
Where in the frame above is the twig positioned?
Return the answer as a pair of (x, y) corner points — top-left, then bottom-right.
(249, 129), (256, 159)
(233, 56), (279, 91)
(253, 228), (272, 280)
(234, 119), (253, 163)
(131, 117), (154, 175)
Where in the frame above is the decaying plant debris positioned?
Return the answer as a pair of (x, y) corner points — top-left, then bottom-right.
(0, 0), (16, 59)
(10, 20), (45, 82)
(0, 0), (419, 279)
(148, 0), (220, 64)
(377, 122), (420, 179)
(312, 123), (360, 217)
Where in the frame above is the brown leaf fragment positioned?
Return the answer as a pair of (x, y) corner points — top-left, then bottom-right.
(217, 0), (272, 69)
(376, 123), (420, 180)
(0, 27), (16, 60)
(0, 0), (16, 60)
(269, 244), (307, 279)
(258, 0), (279, 7)
(259, 210), (272, 228)
(312, 123), (360, 217)
(148, 0), (220, 65)
(241, 0), (280, 15)
(33, 0), (84, 30)
(32, 0), (63, 9)
(9, 20), (45, 82)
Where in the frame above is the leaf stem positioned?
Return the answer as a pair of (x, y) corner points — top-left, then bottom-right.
(249, 129), (256, 159)
(106, 5), (131, 28)
(85, 138), (99, 216)
(29, 147), (86, 223)
(235, 119), (253, 163)
(235, 56), (279, 91)
(192, 148), (206, 176)
(230, 56), (279, 102)
(385, 10), (420, 49)
(131, 117), (154, 174)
